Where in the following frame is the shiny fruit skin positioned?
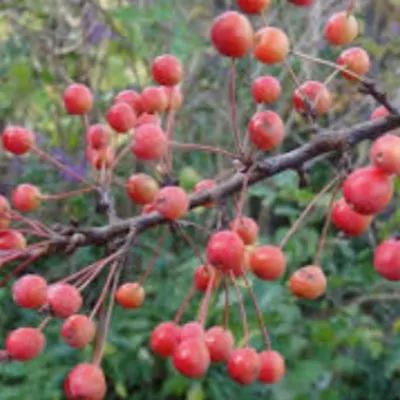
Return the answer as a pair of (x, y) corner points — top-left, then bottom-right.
(61, 315), (95, 348)
(172, 338), (210, 378)
(2, 126), (35, 155)
(207, 230), (245, 273)
(63, 84), (93, 115)
(337, 47), (370, 81)
(258, 350), (285, 384)
(0, 230), (27, 250)
(229, 217), (259, 245)
(342, 166), (394, 215)
(86, 124), (109, 150)
(12, 183), (41, 212)
(115, 282), (145, 309)
(210, 11), (253, 58)
(370, 134), (400, 175)
(250, 245), (287, 280)
(194, 179), (216, 208)
(135, 112), (161, 128)
(150, 321), (181, 358)
(154, 186), (189, 220)
(293, 81), (332, 116)
(371, 106), (389, 120)
(253, 27), (290, 65)
(113, 90), (143, 115)
(227, 347), (260, 385)
(373, 239), (400, 281)
(151, 54), (183, 86)
(47, 283), (83, 318)
(131, 123), (167, 161)
(331, 198), (373, 236)
(12, 274), (48, 309)
(91, 147), (115, 170)
(205, 326), (234, 362)
(251, 75), (281, 104)
(289, 265), (327, 299)
(64, 363), (107, 400)
(325, 12), (358, 46)
(6, 327), (45, 361)
(126, 174), (159, 205)
(106, 102), (136, 133)
(194, 265), (221, 292)
(179, 321), (205, 342)
(248, 110), (285, 150)
(237, 0), (271, 14)
(141, 86), (168, 114)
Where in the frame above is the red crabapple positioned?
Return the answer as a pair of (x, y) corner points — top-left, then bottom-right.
(229, 217), (259, 245)
(179, 321), (205, 342)
(342, 166), (394, 215)
(289, 265), (327, 299)
(371, 106), (389, 120)
(237, 0), (271, 14)
(288, 0), (314, 5)
(0, 230), (27, 250)
(259, 350), (285, 384)
(205, 326), (234, 362)
(293, 81), (332, 116)
(227, 347), (260, 385)
(151, 54), (183, 86)
(12, 183), (42, 212)
(210, 11), (253, 58)
(253, 27), (290, 65)
(135, 112), (161, 128)
(91, 146), (115, 170)
(61, 315), (95, 348)
(63, 83), (93, 115)
(163, 86), (184, 110)
(207, 230), (245, 273)
(2, 126), (35, 155)
(251, 76), (282, 104)
(173, 338), (210, 378)
(12, 274), (48, 309)
(64, 363), (107, 400)
(194, 179), (216, 208)
(325, 11), (358, 46)
(141, 86), (168, 114)
(6, 327), (45, 361)
(248, 110), (285, 150)
(194, 265), (221, 292)
(131, 123), (167, 161)
(0, 195), (11, 229)
(106, 102), (136, 133)
(86, 124), (110, 150)
(47, 283), (83, 318)
(337, 47), (370, 81)
(113, 90), (143, 115)
(154, 186), (189, 220)
(126, 174), (159, 205)
(331, 198), (373, 236)
(150, 321), (181, 358)
(370, 134), (400, 175)
(250, 245), (287, 281)
(373, 239), (400, 281)
(115, 282), (145, 309)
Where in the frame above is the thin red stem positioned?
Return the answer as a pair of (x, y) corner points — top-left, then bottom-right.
(170, 142), (238, 160)
(43, 187), (96, 200)
(230, 272), (249, 347)
(198, 270), (215, 325)
(174, 284), (197, 324)
(223, 276), (230, 329)
(241, 273), (271, 350)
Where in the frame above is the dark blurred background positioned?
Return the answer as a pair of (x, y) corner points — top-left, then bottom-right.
(0, 0), (399, 399)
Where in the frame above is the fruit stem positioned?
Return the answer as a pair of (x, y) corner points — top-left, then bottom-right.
(170, 142), (238, 160)
(92, 264), (121, 366)
(139, 229), (169, 285)
(223, 276), (230, 329)
(37, 315), (51, 331)
(175, 224), (206, 265)
(229, 59), (244, 157)
(9, 209), (52, 236)
(173, 284), (197, 324)
(279, 175), (340, 249)
(31, 145), (96, 189)
(313, 180), (342, 265)
(89, 260), (119, 320)
(198, 269), (216, 325)
(234, 167), (253, 221)
(43, 187), (96, 200)
(230, 271), (250, 347)
(346, 0), (356, 16)
(241, 273), (271, 350)
(291, 50), (366, 82)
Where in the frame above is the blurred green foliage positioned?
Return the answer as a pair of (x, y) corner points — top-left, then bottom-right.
(0, 1), (399, 399)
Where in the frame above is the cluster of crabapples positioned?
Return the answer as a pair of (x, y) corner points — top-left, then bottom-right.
(0, 0), (399, 398)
